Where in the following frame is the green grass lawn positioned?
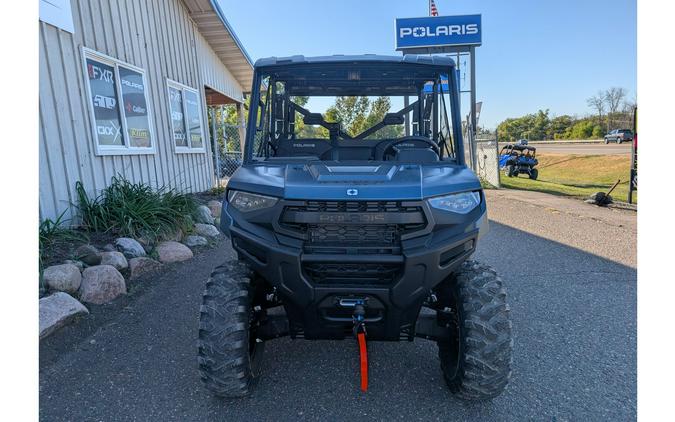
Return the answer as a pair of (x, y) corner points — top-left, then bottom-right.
(499, 153), (637, 203)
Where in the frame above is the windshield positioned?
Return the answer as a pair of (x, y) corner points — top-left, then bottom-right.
(246, 63), (459, 163)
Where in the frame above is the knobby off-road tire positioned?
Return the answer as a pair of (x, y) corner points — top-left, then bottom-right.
(197, 261), (264, 398)
(529, 168), (539, 180)
(437, 260), (513, 401)
(506, 165), (516, 177)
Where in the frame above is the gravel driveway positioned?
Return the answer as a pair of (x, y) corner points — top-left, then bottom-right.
(39, 189), (637, 421)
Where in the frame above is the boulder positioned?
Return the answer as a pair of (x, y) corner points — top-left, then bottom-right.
(64, 259), (85, 272)
(183, 235), (208, 247)
(102, 243), (117, 252)
(194, 223), (220, 238)
(156, 241), (194, 263)
(43, 264), (82, 294)
(128, 257), (162, 280)
(79, 265), (127, 305)
(207, 200), (222, 218)
(74, 244), (102, 266)
(195, 205), (215, 224)
(135, 236), (154, 253)
(100, 251), (128, 271)
(39, 292), (89, 339)
(167, 228), (184, 242)
(115, 237), (146, 259)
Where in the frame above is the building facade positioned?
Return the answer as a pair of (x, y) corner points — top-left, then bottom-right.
(39, 0), (252, 221)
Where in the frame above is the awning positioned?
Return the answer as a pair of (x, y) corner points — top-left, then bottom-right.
(182, 0), (254, 90)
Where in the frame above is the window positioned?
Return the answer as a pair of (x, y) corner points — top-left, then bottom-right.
(82, 48), (155, 155)
(167, 80), (205, 152)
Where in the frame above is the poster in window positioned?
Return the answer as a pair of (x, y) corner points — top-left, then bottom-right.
(119, 66), (152, 147)
(168, 86), (187, 147)
(184, 90), (203, 149)
(86, 58), (124, 146)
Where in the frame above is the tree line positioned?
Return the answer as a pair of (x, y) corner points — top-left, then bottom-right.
(496, 87), (635, 142)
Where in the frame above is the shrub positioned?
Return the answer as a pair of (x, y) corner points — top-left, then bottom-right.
(75, 176), (197, 241)
(39, 210), (87, 270)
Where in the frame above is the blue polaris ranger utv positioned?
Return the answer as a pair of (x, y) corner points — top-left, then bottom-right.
(198, 55), (513, 400)
(499, 143), (539, 179)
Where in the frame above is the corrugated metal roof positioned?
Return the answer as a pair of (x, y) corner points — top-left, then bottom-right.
(182, 0), (253, 90)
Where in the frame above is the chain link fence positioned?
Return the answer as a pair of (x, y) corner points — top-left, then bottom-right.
(209, 106), (244, 189)
(474, 138), (501, 188)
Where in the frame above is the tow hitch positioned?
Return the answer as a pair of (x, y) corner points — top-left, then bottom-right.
(352, 303), (368, 392)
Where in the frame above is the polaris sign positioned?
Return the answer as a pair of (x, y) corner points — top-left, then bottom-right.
(395, 14), (482, 50)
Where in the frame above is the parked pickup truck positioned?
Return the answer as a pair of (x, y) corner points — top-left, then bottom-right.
(604, 129), (633, 144)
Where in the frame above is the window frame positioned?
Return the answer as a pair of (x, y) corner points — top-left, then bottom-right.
(166, 79), (206, 154)
(81, 47), (156, 156)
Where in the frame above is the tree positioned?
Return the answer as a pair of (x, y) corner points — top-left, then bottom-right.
(325, 96), (370, 135)
(586, 92), (605, 131)
(324, 96), (402, 139)
(548, 115), (573, 139)
(604, 87), (627, 130)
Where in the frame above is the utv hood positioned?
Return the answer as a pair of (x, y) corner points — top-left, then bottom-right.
(227, 163), (481, 200)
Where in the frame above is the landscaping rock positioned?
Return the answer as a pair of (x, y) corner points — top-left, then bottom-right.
(100, 251), (128, 271)
(167, 228), (184, 242)
(79, 265), (127, 305)
(39, 292), (89, 339)
(43, 264), (81, 294)
(183, 235), (208, 247)
(103, 243), (117, 252)
(195, 205), (215, 224)
(135, 236), (154, 253)
(128, 257), (162, 280)
(156, 241), (194, 263)
(207, 200), (222, 218)
(64, 259), (85, 272)
(74, 244), (102, 266)
(115, 237), (146, 259)
(194, 223), (220, 238)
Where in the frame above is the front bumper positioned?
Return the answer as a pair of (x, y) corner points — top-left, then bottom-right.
(221, 197), (487, 340)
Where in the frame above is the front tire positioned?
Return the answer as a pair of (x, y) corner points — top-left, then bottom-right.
(506, 165), (516, 177)
(436, 260), (513, 400)
(198, 261), (265, 397)
(529, 168), (539, 180)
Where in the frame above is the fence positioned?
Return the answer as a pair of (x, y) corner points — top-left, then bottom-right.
(209, 106), (244, 189)
(474, 138), (501, 188)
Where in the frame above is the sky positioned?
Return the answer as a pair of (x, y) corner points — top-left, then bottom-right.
(217, 0), (636, 129)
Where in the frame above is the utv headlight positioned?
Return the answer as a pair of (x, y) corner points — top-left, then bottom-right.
(227, 190), (278, 212)
(428, 191), (481, 214)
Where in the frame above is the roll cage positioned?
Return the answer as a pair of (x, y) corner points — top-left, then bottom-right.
(243, 56), (465, 165)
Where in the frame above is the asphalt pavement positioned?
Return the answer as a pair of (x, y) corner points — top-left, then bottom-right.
(521, 143), (631, 155)
(39, 190), (637, 421)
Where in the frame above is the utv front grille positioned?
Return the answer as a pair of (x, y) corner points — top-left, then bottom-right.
(304, 262), (401, 285)
(278, 200), (425, 285)
(279, 200), (427, 246)
(308, 223), (398, 245)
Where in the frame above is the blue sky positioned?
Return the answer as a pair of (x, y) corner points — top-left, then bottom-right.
(217, 0), (636, 129)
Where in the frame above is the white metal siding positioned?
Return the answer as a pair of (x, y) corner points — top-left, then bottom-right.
(39, 0), (244, 222)
(195, 32), (244, 102)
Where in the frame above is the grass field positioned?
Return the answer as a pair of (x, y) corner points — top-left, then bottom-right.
(499, 153), (637, 203)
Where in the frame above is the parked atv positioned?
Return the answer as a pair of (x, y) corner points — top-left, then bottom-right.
(499, 144), (539, 179)
(198, 55), (513, 401)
